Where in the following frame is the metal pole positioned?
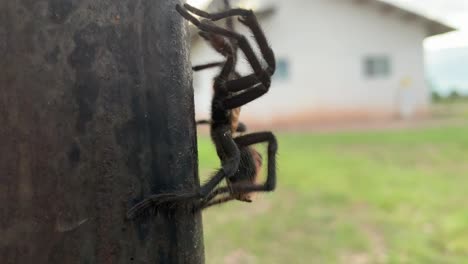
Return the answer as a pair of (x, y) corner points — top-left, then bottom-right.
(0, 0), (204, 263)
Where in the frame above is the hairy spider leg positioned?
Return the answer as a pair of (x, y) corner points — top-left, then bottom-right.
(193, 50), (241, 196)
(126, 137), (240, 219)
(200, 53), (242, 194)
(196, 132), (277, 209)
(126, 157), (236, 219)
(234, 132), (278, 192)
(224, 0), (235, 32)
(196, 183), (253, 211)
(177, 4), (264, 78)
(126, 53), (241, 220)
(192, 61), (225, 71)
(196, 119), (211, 125)
(223, 0), (240, 63)
(176, 4), (275, 110)
(181, 3), (276, 109)
(196, 119), (247, 133)
(201, 194), (249, 210)
(183, 3), (275, 73)
(233, 132), (277, 192)
(192, 0), (238, 72)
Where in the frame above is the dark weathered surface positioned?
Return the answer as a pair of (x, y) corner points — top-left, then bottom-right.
(0, 0), (204, 263)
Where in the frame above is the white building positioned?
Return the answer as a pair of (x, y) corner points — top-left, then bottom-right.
(190, 0), (454, 127)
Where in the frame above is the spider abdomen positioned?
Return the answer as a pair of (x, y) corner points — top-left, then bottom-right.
(227, 147), (262, 201)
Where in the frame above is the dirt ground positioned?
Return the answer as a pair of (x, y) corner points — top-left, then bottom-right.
(197, 116), (467, 134)
(196, 102), (468, 133)
(272, 117), (468, 133)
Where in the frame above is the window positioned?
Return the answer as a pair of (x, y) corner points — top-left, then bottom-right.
(363, 56), (391, 78)
(274, 58), (290, 81)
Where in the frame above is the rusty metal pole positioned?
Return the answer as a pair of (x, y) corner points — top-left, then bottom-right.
(0, 0), (204, 263)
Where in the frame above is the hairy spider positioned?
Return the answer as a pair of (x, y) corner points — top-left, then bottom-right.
(192, 0), (243, 134)
(127, 2), (278, 218)
(194, 120), (269, 210)
(192, 0), (255, 203)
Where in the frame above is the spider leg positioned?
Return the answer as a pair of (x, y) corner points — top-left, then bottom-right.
(176, 4), (276, 110)
(126, 192), (196, 219)
(231, 132), (278, 193)
(183, 4), (251, 23)
(223, 0), (239, 59)
(223, 0), (235, 32)
(215, 51), (266, 113)
(127, 126), (240, 219)
(177, 4), (262, 76)
(127, 169), (235, 219)
(195, 132), (277, 210)
(195, 186), (251, 210)
(224, 73), (257, 92)
(193, 5), (238, 73)
(176, 4), (267, 82)
(183, 3), (275, 73)
(218, 55), (235, 80)
(202, 196), (238, 209)
(192, 63), (264, 111)
(223, 84), (268, 109)
(210, 126), (241, 182)
(201, 194), (252, 210)
(196, 119), (211, 125)
(199, 186), (230, 205)
(186, 127), (241, 209)
(196, 119), (247, 133)
(192, 61), (224, 71)
(236, 122), (247, 133)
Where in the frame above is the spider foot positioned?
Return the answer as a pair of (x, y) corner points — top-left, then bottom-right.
(126, 191), (200, 219)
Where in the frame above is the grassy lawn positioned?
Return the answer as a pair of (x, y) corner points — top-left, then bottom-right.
(197, 124), (468, 264)
(431, 101), (468, 119)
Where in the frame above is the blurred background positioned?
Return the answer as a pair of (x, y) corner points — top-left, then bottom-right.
(187, 0), (468, 263)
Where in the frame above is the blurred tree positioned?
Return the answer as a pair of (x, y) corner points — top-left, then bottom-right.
(431, 91), (442, 102)
(449, 90), (461, 101)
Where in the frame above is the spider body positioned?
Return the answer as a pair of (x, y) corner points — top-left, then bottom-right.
(195, 18), (243, 135)
(227, 147), (262, 202)
(193, 2), (262, 205)
(126, 2), (278, 218)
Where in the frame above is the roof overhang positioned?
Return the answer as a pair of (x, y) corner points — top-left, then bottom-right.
(189, 0), (456, 41)
(363, 0), (456, 36)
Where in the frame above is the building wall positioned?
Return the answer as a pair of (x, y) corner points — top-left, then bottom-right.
(191, 0), (430, 125)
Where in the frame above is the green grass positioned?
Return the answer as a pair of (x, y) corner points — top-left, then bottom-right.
(198, 124), (468, 264)
(432, 101), (468, 119)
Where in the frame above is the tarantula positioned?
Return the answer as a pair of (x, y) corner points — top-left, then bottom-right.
(192, 0), (262, 207)
(127, 2), (277, 218)
(193, 0), (245, 136)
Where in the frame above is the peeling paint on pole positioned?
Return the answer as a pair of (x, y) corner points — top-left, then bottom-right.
(0, 0), (204, 263)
